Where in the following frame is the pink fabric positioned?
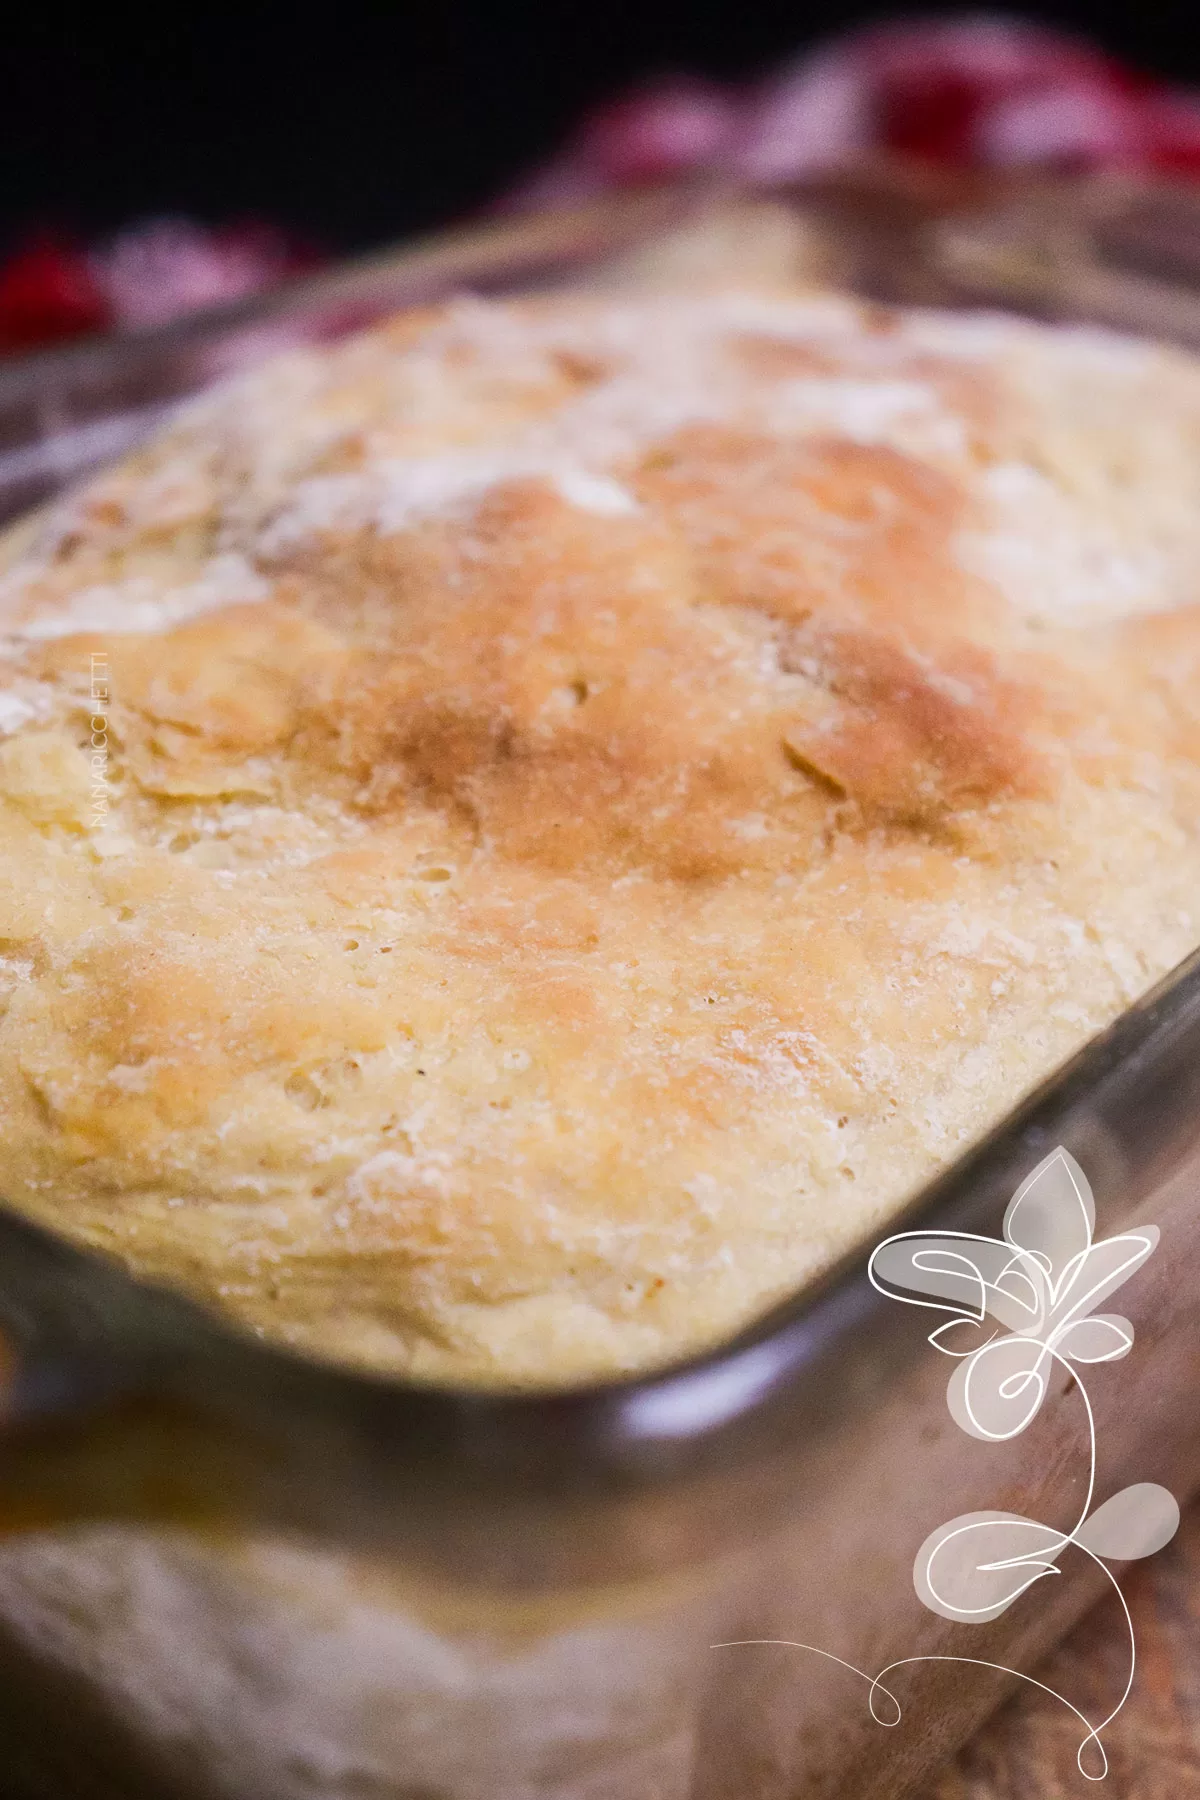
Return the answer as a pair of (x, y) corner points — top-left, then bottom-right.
(92, 218), (316, 330)
(0, 218), (317, 354)
(4, 15), (1198, 354)
(504, 13), (1200, 202)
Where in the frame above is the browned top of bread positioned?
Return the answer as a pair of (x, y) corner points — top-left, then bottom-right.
(1, 288), (1199, 1385)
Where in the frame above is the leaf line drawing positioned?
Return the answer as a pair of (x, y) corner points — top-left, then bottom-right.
(713, 1147), (1178, 1782)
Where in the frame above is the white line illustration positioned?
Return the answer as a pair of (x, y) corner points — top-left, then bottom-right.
(714, 1146), (1178, 1782)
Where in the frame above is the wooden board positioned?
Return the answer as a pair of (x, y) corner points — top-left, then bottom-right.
(927, 1497), (1200, 1797)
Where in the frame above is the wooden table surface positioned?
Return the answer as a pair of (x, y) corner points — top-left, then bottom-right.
(925, 1495), (1200, 1798)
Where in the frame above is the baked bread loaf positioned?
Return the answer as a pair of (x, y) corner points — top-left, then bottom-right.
(2, 287), (1200, 1386)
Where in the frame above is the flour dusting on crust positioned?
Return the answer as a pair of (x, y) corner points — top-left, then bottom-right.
(2, 287), (1200, 1385)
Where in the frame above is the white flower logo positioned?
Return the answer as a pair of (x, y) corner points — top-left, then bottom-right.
(869, 1146), (1177, 1777)
(716, 1147), (1177, 1783)
(870, 1145), (1157, 1445)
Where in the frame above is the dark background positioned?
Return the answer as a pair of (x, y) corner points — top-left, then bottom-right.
(4, 3), (1199, 253)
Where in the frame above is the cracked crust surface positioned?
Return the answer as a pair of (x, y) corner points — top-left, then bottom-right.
(2, 288), (1200, 1385)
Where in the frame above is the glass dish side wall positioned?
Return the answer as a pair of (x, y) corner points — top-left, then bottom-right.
(1, 947), (1198, 1798)
(0, 180), (1198, 1799)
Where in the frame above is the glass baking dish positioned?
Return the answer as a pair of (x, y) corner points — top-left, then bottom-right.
(2, 173), (1200, 1800)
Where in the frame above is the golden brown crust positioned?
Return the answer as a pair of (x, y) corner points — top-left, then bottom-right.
(3, 289), (1200, 1385)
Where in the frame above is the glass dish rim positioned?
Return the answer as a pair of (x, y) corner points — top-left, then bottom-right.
(1, 178), (1198, 1508)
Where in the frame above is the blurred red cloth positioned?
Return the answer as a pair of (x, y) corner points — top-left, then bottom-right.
(5, 14), (1200, 356)
(0, 218), (319, 356)
(0, 236), (108, 353)
(502, 13), (1200, 205)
